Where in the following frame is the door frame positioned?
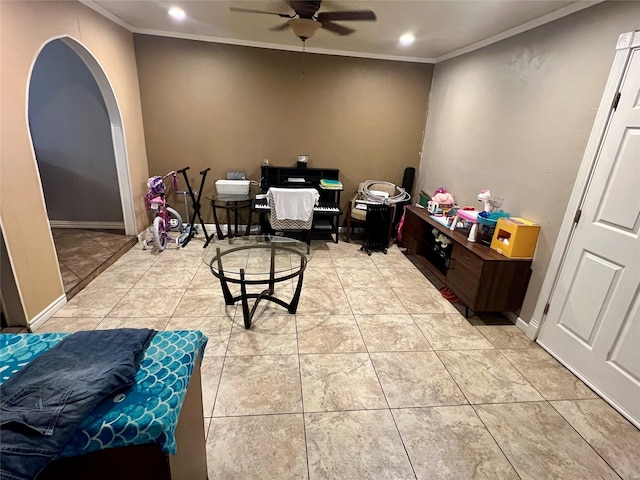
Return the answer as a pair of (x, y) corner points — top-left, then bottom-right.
(28, 35), (137, 236)
(526, 30), (640, 340)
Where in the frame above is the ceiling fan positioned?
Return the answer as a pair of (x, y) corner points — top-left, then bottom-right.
(230, 1), (377, 41)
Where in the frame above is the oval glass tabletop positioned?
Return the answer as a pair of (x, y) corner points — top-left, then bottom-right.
(202, 234), (312, 277)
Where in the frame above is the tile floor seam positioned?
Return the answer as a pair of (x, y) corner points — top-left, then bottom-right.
(97, 257), (158, 318)
(469, 402), (524, 479)
(356, 315), (420, 479)
(206, 345), (229, 420)
(301, 407), (393, 414)
(431, 349), (473, 406)
(496, 348), (567, 402)
(353, 314), (393, 408)
(407, 314), (434, 350)
(293, 314), (312, 480)
(546, 401), (626, 480)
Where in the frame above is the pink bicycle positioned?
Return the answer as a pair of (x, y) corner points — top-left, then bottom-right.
(143, 171), (184, 251)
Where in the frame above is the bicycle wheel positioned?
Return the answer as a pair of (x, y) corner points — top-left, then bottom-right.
(152, 216), (167, 251)
(166, 207), (184, 233)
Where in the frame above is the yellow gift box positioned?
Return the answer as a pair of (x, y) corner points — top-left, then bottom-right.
(490, 217), (540, 258)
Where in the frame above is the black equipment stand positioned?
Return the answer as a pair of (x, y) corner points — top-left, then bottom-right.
(361, 203), (391, 255)
(177, 167), (212, 248)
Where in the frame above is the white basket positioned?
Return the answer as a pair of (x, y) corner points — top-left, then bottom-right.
(215, 180), (250, 195)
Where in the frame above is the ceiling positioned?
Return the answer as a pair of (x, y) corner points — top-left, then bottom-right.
(84, 0), (599, 63)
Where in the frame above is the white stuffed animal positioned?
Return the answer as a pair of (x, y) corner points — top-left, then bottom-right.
(478, 190), (503, 213)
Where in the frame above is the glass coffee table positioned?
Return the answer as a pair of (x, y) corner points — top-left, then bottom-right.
(203, 235), (312, 329)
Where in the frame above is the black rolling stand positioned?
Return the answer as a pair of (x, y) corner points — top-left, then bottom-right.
(360, 203), (392, 255)
(177, 167), (212, 248)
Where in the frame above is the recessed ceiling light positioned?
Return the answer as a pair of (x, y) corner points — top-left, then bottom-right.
(168, 6), (186, 21)
(399, 33), (415, 46)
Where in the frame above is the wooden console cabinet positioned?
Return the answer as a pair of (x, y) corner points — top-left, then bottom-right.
(402, 206), (532, 313)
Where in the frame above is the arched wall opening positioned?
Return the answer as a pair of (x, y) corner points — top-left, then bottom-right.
(26, 35), (138, 297)
(28, 35), (136, 236)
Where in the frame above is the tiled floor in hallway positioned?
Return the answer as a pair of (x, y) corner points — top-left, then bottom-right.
(51, 228), (136, 299)
(37, 238), (640, 480)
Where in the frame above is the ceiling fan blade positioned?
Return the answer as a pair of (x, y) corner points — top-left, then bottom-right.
(229, 7), (293, 18)
(269, 22), (291, 32)
(320, 21), (355, 36)
(317, 10), (376, 22)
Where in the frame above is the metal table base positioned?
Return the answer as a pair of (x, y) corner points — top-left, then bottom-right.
(208, 242), (308, 329)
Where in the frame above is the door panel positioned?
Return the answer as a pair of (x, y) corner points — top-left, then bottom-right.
(557, 251), (621, 344)
(538, 47), (640, 425)
(596, 128), (640, 231)
(608, 288), (639, 381)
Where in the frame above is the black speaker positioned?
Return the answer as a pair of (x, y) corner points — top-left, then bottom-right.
(401, 167), (415, 194)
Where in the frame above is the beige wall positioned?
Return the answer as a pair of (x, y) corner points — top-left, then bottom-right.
(134, 35), (433, 217)
(418, 1), (640, 322)
(0, 1), (149, 321)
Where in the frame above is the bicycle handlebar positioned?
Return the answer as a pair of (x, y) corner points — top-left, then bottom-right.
(200, 168), (211, 175)
(177, 167), (190, 174)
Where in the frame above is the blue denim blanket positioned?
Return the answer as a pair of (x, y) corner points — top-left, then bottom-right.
(0, 330), (207, 460)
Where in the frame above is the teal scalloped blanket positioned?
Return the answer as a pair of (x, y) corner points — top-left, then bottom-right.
(0, 330), (207, 457)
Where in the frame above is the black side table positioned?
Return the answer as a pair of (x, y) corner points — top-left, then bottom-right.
(207, 193), (255, 239)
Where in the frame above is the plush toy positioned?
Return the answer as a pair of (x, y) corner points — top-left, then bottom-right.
(432, 187), (455, 206)
(478, 189), (503, 213)
(431, 228), (451, 248)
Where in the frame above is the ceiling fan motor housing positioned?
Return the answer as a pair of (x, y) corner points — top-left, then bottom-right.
(291, 1), (322, 19)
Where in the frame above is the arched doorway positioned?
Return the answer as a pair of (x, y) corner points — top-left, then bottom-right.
(28, 36), (137, 297)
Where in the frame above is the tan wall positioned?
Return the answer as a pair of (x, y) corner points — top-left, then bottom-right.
(418, 1), (640, 322)
(134, 35), (433, 217)
(0, 1), (149, 321)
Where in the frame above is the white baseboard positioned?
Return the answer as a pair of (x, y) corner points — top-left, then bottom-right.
(49, 220), (125, 230)
(28, 293), (67, 331)
(516, 315), (540, 340)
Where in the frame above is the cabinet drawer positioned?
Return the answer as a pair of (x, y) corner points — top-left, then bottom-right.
(446, 244), (483, 307)
(402, 210), (422, 253)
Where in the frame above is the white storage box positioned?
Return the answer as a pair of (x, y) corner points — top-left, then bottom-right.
(215, 179), (250, 195)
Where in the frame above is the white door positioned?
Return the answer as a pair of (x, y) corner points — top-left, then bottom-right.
(538, 48), (640, 425)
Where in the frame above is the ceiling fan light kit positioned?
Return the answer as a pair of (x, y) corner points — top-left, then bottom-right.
(288, 18), (322, 41)
(230, 0), (376, 42)
(168, 6), (186, 21)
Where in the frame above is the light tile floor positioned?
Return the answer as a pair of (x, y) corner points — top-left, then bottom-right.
(37, 238), (640, 480)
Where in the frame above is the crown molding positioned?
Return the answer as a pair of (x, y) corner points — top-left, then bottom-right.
(435, 0), (603, 63)
(134, 28), (437, 63)
(80, 0), (136, 31)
